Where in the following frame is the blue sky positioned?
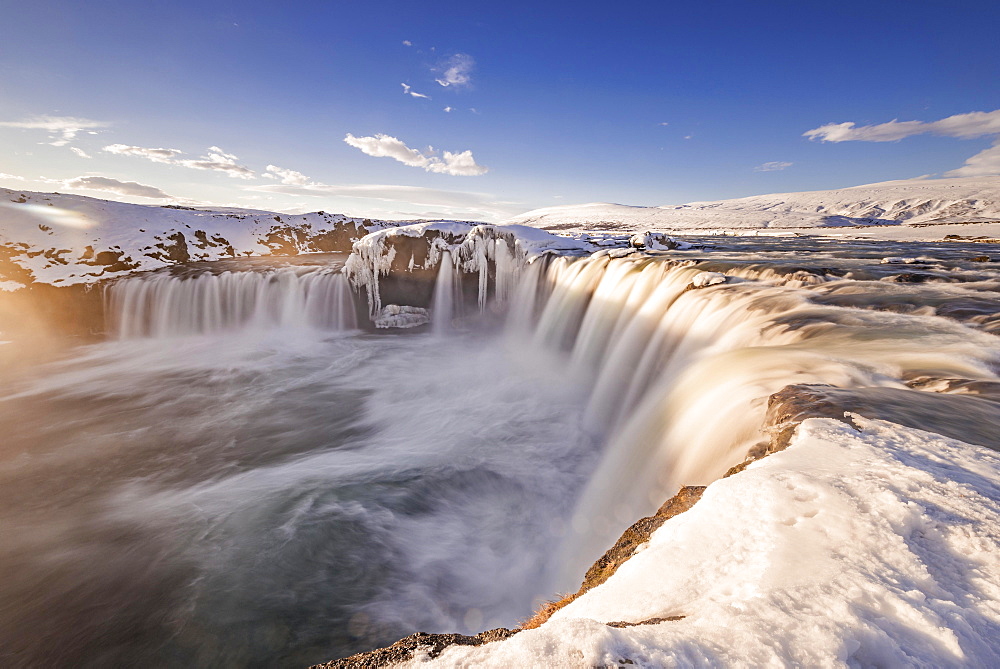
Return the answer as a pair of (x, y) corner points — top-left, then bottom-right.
(1, 0), (999, 221)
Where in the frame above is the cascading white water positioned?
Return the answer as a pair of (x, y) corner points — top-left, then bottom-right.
(108, 267), (357, 338)
(493, 253), (1000, 586)
(431, 251), (460, 335)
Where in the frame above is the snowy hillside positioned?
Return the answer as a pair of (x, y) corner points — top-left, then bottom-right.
(0, 188), (410, 289)
(507, 176), (1000, 232)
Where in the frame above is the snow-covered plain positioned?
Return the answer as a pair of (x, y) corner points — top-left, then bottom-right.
(409, 417), (1000, 668)
(506, 176), (1000, 236)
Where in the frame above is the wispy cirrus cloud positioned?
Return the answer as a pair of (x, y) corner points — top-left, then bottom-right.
(249, 181), (518, 221)
(804, 110), (1000, 143)
(754, 161), (793, 172)
(434, 53), (474, 88)
(103, 143), (256, 179)
(343, 133), (488, 176)
(804, 109), (1000, 177)
(247, 164), (518, 221)
(103, 143), (184, 163)
(177, 147), (256, 179)
(401, 83), (431, 99)
(0, 115), (110, 147)
(63, 175), (173, 199)
(70, 147), (92, 159)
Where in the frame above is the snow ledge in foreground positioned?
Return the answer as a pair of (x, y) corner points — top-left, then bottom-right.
(411, 416), (1000, 667)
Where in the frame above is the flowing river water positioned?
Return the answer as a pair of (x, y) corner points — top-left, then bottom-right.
(2, 238), (1000, 666)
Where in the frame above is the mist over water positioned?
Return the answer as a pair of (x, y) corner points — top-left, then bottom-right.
(3, 238), (1000, 666)
(0, 325), (598, 666)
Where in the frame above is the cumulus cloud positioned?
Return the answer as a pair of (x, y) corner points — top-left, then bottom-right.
(0, 173), (25, 181)
(70, 147), (91, 159)
(0, 115), (110, 146)
(804, 109), (1000, 177)
(754, 161), (793, 172)
(264, 164), (310, 185)
(444, 107), (454, 113)
(177, 146), (256, 179)
(63, 176), (172, 199)
(103, 143), (183, 163)
(343, 133), (488, 176)
(804, 110), (1000, 143)
(435, 53), (474, 88)
(401, 83), (430, 99)
(402, 40), (412, 46)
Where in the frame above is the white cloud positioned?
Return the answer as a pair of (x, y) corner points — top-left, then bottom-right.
(659, 122), (670, 126)
(343, 133), (488, 176)
(103, 143), (254, 178)
(444, 107), (454, 113)
(805, 109), (1000, 177)
(70, 147), (91, 159)
(103, 143), (183, 163)
(435, 53), (474, 88)
(177, 146), (255, 179)
(248, 181), (518, 221)
(754, 161), (793, 172)
(0, 115), (110, 146)
(946, 139), (1000, 177)
(401, 83), (430, 99)
(402, 40), (412, 46)
(63, 176), (173, 199)
(804, 109), (1000, 143)
(265, 164), (311, 185)
(0, 173), (25, 181)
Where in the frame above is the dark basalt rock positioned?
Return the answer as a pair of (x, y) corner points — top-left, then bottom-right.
(606, 616), (685, 628)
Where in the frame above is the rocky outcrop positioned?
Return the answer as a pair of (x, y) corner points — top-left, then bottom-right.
(308, 628), (519, 669)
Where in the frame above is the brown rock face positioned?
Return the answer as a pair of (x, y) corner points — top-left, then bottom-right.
(308, 628), (520, 669)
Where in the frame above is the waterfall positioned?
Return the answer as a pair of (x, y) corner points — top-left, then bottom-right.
(431, 251), (459, 335)
(496, 254), (1000, 587)
(108, 267), (357, 338)
(104, 243), (1000, 588)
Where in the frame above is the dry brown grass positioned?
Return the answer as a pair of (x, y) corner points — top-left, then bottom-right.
(518, 593), (578, 630)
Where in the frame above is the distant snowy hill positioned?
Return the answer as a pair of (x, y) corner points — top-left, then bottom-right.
(506, 176), (1000, 232)
(0, 189), (426, 289)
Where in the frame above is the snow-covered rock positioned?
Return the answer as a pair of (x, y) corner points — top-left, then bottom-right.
(0, 188), (417, 289)
(345, 221), (599, 317)
(627, 231), (692, 251)
(373, 305), (430, 329)
(689, 271), (727, 288)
